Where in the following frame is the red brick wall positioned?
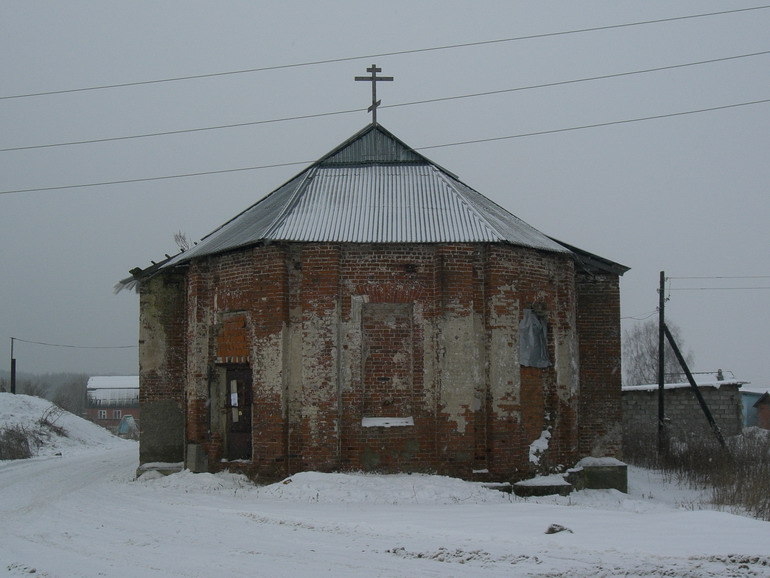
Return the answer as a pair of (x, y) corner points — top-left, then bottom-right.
(139, 271), (187, 465)
(576, 271), (623, 457)
(140, 242), (620, 481)
(295, 244), (340, 472)
(361, 303), (414, 417)
(339, 244), (433, 474)
(484, 245), (578, 476)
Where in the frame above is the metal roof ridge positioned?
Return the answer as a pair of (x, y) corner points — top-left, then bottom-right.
(192, 167), (310, 245)
(315, 124), (461, 178)
(375, 124), (461, 180)
(449, 176), (571, 254)
(429, 166), (506, 241)
(547, 236), (630, 275)
(261, 166), (318, 240)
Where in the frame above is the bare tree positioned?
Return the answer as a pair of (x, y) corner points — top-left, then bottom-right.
(623, 318), (694, 386)
(174, 231), (191, 252)
(53, 375), (88, 416)
(17, 378), (49, 398)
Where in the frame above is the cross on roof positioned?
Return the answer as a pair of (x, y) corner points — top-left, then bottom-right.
(354, 64), (393, 125)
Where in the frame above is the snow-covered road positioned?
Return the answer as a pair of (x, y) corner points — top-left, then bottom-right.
(2, 394), (769, 577)
(3, 442), (770, 577)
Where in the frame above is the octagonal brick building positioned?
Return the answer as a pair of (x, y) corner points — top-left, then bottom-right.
(130, 123), (628, 481)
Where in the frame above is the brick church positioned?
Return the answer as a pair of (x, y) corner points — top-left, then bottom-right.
(128, 122), (627, 482)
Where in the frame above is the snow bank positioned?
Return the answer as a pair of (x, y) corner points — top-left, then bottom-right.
(259, 471), (512, 504)
(137, 468), (512, 505)
(576, 456), (626, 467)
(0, 392), (130, 457)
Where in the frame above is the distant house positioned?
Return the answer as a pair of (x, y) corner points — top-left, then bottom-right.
(739, 385), (769, 428)
(754, 392), (770, 430)
(85, 376), (139, 434)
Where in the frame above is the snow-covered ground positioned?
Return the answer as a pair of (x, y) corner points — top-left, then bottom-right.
(2, 393), (769, 577)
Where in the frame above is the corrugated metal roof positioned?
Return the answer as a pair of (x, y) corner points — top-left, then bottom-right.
(320, 126), (426, 165)
(163, 124), (574, 268)
(165, 171), (309, 265)
(267, 165), (510, 244)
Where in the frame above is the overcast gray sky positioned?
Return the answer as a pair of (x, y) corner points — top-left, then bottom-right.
(2, 1), (768, 388)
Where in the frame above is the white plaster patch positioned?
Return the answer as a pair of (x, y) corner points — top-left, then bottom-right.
(489, 290), (519, 412)
(257, 330), (285, 395)
(361, 417), (414, 428)
(439, 312), (479, 433)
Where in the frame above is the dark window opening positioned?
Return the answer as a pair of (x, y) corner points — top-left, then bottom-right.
(519, 308), (551, 368)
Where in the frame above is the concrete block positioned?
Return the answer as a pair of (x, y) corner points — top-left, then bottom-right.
(576, 457), (627, 493)
(186, 443), (209, 473)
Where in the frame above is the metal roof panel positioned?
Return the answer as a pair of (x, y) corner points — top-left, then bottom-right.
(161, 125), (574, 269)
(267, 165), (505, 243)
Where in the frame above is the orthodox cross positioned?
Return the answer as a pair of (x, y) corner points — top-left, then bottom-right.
(354, 64), (393, 125)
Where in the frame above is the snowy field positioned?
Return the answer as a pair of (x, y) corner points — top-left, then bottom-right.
(2, 393), (769, 577)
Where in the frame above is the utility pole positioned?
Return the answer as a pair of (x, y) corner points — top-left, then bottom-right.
(663, 324), (726, 447)
(656, 271), (726, 449)
(657, 271), (666, 453)
(10, 337), (16, 394)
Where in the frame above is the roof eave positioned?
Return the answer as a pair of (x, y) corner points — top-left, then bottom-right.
(549, 237), (630, 276)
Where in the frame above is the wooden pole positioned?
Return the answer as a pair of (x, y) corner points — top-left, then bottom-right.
(657, 271), (665, 452)
(663, 324), (727, 447)
(10, 337), (16, 394)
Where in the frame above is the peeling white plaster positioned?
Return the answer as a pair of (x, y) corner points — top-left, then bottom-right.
(489, 289), (519, 413)
(257, 330), (285, 395)
(361, 417), (414, 427)
(139, 294), (167, 373)
(439, 311), (479, 433)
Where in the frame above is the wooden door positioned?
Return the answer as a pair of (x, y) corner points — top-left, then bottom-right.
(225, 368), (252, 460)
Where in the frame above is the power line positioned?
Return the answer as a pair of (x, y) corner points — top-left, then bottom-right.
(669, 287), (770, 291)
(0, 109), (363, 153)
(5, 49), (769, 153)
(385, 50), (770, 110)
(667, 275), (770, 290)
(11, 337), (137, 349)
(416, 97), (770, 151)
(668, 275), (770, 279)
(2, 5), (769, 101)
(2, 96), (768, 196)
(621, 310), (659, 321)
(0, 159), (315, 196)
(0, 107), (362, 152)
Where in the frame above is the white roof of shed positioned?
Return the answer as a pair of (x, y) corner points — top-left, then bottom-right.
(86, 376), (138, 390)
(86, 376), (138, 404)
(623, 379), (747, 392)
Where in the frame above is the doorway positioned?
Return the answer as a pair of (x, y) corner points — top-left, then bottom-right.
(224, 367), (252, 460)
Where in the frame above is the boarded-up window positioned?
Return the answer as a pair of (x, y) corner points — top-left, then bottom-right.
(362, 303), (413, 417)
(215, 313), (249, 364)
(519, 308), (551, 368)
